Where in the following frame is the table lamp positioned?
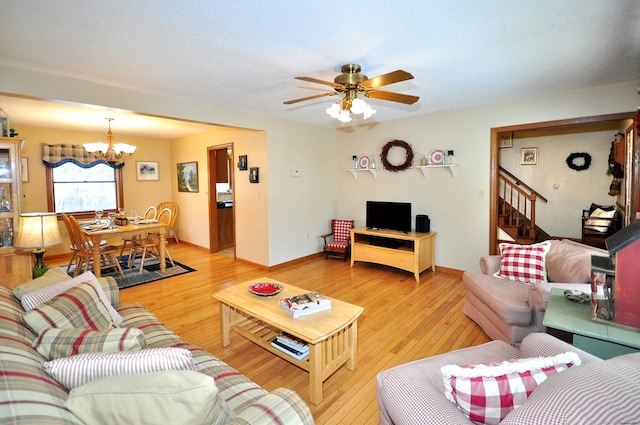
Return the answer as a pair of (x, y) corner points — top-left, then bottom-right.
(15, 212), (62, 278)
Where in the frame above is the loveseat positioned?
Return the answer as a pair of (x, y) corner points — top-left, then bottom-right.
(462, 239), (609, 345)
(0, 267), (314, 424)
(377, 332), (640, 424)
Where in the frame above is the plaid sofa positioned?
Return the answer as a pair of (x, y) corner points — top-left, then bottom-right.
(0, 277), (314, 424)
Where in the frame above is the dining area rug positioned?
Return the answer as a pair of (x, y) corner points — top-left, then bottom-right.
(67, 257), (196, 290)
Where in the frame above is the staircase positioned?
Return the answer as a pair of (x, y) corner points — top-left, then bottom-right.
(498, 167), (549, 245)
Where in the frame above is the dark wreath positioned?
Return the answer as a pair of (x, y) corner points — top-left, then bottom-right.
(380, 139), (414, 172)
(565, 152), (592, 171)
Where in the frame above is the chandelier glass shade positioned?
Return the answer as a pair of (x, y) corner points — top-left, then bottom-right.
(83, 118), (136, 165)
(326, 91), (376, 123)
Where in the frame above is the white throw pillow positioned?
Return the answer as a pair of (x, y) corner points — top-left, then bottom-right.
(66, 371), (234, 425)
(584, 207), (616, 232)
(43, 347), (195, 390)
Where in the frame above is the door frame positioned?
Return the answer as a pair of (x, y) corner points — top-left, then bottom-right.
(207, 143), (235, 254)
(490, 112), (638, 254)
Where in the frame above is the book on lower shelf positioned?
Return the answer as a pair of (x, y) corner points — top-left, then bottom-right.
(271, 338), (309, 360)
(279, 292), (332, 318)
(276, 332), (309, 353)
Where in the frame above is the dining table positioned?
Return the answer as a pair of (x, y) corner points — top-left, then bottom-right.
(80, 220), (169, 278)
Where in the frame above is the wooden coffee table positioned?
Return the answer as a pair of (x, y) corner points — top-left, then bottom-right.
(212, 278), (364, 404)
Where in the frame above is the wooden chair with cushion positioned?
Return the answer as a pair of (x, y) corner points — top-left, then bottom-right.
(61, 213), (107, 273)
(582, 203), (621, 248)
(127, 207), (175, 273)
(321, 219), (355, 261)
(157, 201), (179, 243)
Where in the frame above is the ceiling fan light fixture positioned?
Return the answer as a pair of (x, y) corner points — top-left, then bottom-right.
(83, 118), (136, 165)
(326, 103), (342, 119)
(338, 109), (352, 123)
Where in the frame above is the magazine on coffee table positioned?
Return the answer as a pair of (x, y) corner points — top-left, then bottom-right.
(280, 291), (332, 318)
(276, 332), (309, 353)
(271, 338), (309, 360)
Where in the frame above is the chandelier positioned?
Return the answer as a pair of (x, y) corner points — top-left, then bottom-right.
(83, 118), (136, 165)
(326, 90), (376, 123)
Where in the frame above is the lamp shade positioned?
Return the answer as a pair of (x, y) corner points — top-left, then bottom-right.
(14, 213), (63, 249)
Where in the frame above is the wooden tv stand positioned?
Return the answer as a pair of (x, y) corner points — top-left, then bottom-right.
(350, 227), (436, 282)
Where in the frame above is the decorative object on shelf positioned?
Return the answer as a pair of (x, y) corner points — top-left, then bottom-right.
(380, 139), (414, 172)
(284, 64), (419, 123)
(352, 155), (358, 169)
(136, 161), (158, 181)
(565, 152), (591, 171)
(428, 149), (445, 165)
(238, 155), (247, 170)
(447, 150), (455, 165)
(499, 132), (513, 148)
(249, 167), (259, 183)
(420, 155), (427, 166)
(14, 212), (62, 278)
(370, 155), (377, 169)
(83, 118), (136, 165)
(358, 155), (370, 169)
(0, 108), (9, 138)
(520, 147), (538, 165)
(177, 161), (199, 192)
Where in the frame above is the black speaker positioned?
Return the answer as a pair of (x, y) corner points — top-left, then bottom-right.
(416, 214), (430, 233)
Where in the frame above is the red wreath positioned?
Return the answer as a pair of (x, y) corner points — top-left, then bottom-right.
(380, 139), (414, 172)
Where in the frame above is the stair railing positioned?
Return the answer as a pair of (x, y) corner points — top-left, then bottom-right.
(499, 167), (547, 240)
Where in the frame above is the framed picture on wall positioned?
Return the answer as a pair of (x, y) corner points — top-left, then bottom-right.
(499, 132), (513, 148)
(249, 167), (259, 183)
(177, 161), (199, 192)
(238, 155), (248, 170)
(136, 161), (159, 181)
(21, 158), (29, 182)
(520, 147), (538, 165)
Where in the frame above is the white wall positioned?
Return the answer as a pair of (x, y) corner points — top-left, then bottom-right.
(336, 80), (640, 271)
(1, 64), (637, 270)
(500, 130), (616, 239)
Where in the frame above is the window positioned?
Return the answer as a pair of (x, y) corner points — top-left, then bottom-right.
(47, 162), (123, 214)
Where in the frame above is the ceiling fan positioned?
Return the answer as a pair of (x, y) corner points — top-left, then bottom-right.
(284, 64), (419, 122)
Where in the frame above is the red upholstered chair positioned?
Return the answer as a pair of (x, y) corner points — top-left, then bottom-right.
(321, 219), (354, 261)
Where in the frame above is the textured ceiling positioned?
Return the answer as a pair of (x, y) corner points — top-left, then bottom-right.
(0, 0), (639, 137)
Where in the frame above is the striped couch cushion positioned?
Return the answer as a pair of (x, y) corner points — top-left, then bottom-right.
(21, 282), (115, 335)
(33, 327), (147, 360)
(43, 347), (195, 390)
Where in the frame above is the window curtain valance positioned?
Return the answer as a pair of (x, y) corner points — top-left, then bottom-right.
(41, 144), (124, 169)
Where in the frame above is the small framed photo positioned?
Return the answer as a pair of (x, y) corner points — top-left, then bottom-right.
(177, 161), (199, 192)
(136, 161), (159, 181)
(238, 155), (248, 170)
(499, 132), (513, 148)
(249, 167), (259, 183)
(21, 158), (29, 182)
(520, 147), (538, 165)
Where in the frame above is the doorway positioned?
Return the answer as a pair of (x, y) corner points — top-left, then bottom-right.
(207, 144), (235, 255)
(490, 112), (638, 254)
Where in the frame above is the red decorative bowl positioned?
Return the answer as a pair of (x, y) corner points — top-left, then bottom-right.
(248, 282), (283, 296)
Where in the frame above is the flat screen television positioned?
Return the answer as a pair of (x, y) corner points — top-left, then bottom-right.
(366, 201), (412, 233)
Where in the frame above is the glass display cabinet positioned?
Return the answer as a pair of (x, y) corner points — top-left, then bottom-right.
(0, 137), (24, 248)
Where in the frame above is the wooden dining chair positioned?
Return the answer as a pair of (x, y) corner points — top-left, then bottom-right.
(66, 215), (124, 278)
(119, 205), (158, 257)
(61, 213), (107, 272)
(156, 201), (179, 244)
(127, 207), (175, 273)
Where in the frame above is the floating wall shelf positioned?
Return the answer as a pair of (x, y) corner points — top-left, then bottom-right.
(415, 164), (459, 177)
(347, 168), (378, 179)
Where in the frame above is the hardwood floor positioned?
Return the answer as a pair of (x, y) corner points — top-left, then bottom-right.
(52, 243), (490, 424)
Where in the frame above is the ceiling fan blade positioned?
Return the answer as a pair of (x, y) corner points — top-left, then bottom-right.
(283, 92), (337, 105)
(365, 90), (419, 105)
(294, 76), (344, 90)
(361, 70), (414, 89)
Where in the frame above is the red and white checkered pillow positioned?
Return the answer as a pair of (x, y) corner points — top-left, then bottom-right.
(493, 241), (551, 284)
(441, 352), (580, 424)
